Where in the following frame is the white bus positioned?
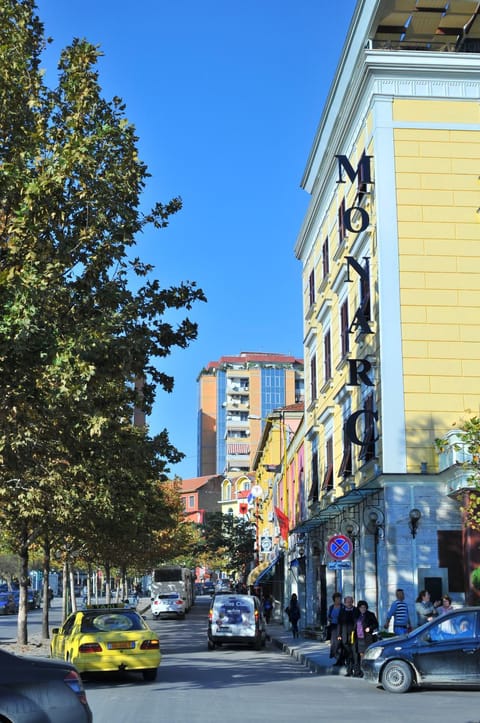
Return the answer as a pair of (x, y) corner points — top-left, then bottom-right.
(150, 566), (195, 611)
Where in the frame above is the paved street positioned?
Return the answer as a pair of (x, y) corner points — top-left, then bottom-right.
(1, 596), (480, 723)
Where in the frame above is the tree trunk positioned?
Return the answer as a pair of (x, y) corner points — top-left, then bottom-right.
(17, 531), (29, 645)
(42, 540), (51, 639)
(105, 562), (111, 604)
(69, 565), (77, 613)
(62, 560), (69, 622)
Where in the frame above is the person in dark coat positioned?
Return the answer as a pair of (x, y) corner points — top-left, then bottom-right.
(337, 595), (359, 676)
(327, 592), (344, 664)
(285, 593), (301, 638)
(355, 600), (379, 675)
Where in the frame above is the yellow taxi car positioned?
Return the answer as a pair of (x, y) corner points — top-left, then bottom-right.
(50, 604), (161, 681)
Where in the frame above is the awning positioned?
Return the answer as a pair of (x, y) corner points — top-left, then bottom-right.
(246, 556), (281, 586)
(255, 556), (281, 585)
(291, 483), (380, 534)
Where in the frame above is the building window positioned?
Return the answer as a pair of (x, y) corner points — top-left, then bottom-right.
(359, 393), (376, 462)
(338, 421), (352, 478)
(360, 257), (371, 321)
(356, 150), (372, 203)
(340, 300), (349, 358)
(308, 269), (315, 308)
(323, 330), (332, 382)
(189, 495), (194, 508)
(310, 354), (317, 402)
(308, 446), (319, 502)
(322, 237), (329, 280)
(338, 197), (347, 245)
(322, 437), (333, 491)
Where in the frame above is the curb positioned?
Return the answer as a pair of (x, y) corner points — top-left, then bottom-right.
(268, 634), (345, 676)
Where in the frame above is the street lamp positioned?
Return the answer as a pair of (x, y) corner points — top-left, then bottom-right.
(408, 508), (422, 538)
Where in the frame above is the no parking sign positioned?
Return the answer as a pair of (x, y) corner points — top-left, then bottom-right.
(327, 534), (353, 561)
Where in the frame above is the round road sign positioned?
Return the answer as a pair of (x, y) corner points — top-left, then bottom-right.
(327, 534), (353, 560)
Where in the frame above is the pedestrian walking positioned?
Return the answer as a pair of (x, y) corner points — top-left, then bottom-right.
(355, 600), (378, 675)
(436, 593), (455, 616)
(327, 592), (344, 664)
(415, 590), (440, 626)
(263, 594), (273, 623)
(285, 593), (301, 638)
(337, 595), (359, 677)
(384, 588), (411, 636)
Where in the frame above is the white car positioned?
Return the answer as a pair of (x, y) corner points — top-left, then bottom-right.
(151, 593), (186, 619)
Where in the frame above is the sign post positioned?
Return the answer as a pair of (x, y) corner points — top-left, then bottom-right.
(327, 534), (353, 595)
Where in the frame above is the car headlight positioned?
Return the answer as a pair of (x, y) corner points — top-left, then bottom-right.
(364, 646), (384, 660)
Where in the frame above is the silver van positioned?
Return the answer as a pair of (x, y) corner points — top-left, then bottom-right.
(208, 593), (267, 650)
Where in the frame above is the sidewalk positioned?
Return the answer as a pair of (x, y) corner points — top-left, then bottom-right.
(266, 621), (342, 675)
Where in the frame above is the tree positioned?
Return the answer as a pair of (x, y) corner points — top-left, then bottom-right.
(195, 512), (255, 578)
(0, 0), (205, 642)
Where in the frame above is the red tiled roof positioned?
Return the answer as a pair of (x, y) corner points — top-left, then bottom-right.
(167, 475), (223, 493)
(204, 351), (303, 370)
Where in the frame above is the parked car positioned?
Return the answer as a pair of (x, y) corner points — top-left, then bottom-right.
(51, 603), (161, 681)
(215, 580), (232, 593)
(0, 592), (16, 615)
(0, 647), (92, 722)
(151, 592), (186, 619)
(202, 581), (215, 595)
(362, 606), (480, 693)
(208, 593), (267, 650)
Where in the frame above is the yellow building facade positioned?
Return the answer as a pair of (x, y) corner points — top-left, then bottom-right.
(294, 0), (480, 629)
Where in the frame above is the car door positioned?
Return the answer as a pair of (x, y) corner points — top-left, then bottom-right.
(53, 613), (76, 659)
(412, 611), (479, 684)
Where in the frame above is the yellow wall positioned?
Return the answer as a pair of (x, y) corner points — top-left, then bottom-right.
(394, 100), (480, 471)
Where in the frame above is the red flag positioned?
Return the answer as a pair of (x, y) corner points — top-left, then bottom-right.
(274, 506), (289, 541)
(239, 502), (248, 515)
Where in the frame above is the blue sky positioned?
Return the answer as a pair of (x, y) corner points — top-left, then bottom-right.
(36, 0), (357, 479)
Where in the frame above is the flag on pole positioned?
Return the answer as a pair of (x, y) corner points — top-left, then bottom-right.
(274, 506), (290, 542)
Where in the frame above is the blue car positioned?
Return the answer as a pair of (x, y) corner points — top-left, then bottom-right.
(0, 592), (16, 615)
(362, 606), (480, 693)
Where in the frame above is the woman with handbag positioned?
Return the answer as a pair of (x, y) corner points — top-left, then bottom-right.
(355, 600), (379, 676)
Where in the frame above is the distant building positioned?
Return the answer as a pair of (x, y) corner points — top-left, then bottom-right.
(178, 475), (224, 524)
(197, 351), (304, 476)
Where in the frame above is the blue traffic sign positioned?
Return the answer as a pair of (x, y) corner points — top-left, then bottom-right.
(327, 534), (353, 560)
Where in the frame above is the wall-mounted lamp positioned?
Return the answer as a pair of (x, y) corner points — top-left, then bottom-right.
(365, 507), (384, 541)
(408, 508), (422, 538)
(343, 519), (360, 541)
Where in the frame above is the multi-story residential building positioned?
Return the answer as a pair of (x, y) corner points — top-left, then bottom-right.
(197, 351), (304, 476)
(293, 0), (480, 630)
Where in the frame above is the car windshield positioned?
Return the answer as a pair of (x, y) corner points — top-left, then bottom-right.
(81, 611), (144, 633)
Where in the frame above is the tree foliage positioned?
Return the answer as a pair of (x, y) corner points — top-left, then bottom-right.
(194, 512), (255, 577)
(0, 0), (205, 640)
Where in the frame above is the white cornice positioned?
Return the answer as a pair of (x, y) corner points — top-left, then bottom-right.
(295, 47), (480, 262)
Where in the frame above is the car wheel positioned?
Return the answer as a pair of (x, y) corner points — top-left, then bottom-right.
(254, 636), (262, 651)
(381, 660), (413, 694)
(142, 668), (158, 682)
(207, 639), (215, 650)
